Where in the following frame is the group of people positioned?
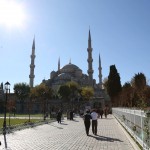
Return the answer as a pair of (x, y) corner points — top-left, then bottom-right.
(83, 107), (109, 136)
(56, 109), (74, 123)
(67, 110), (74, 120)
(56, 107), (109, 136)
(98, 106), (109, 119)
(83, 109), (98, 136)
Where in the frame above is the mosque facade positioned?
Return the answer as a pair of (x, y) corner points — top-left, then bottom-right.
(29, 30), (110, 108)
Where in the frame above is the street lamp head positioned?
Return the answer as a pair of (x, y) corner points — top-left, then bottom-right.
(5, 81), (10, 91)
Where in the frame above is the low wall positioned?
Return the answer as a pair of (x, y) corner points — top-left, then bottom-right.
(112, 108), (150, 150)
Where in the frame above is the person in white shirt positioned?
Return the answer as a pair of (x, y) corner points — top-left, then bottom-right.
(91, 109), (98, 135)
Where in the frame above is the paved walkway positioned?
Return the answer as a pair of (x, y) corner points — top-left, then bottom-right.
(0, 115), (140, 150)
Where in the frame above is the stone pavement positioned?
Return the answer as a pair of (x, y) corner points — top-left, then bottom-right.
(0, 115), (140, 150)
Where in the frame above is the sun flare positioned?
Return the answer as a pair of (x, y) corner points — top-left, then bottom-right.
(0, 0), (26, 28)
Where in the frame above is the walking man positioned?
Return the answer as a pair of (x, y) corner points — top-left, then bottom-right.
(57, 110), (62, 123)
(83, 110), (92, 136)
(91, 109), (98, 135)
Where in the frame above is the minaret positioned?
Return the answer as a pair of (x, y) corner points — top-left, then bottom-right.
(87, 29), (94, 86)
(58, 57), (60, 71)
(98, 53), (102, 89)
(69, 58), (71, 64)
(29, 37), (35, 88)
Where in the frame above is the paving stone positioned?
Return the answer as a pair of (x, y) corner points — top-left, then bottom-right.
(0, 115), (140, 150)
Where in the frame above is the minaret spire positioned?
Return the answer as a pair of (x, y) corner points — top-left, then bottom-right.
(87, 29), (93, 86)
(98, 53), (102, 89)
(29, 37), (36, 88)
(88, 29), (91, 48)
(58, 57), (60, 71)
(69, 58), (71, 64)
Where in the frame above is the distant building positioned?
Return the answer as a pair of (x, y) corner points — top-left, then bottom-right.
(0, 30), (111, 115)
(39, 30), (110, 108)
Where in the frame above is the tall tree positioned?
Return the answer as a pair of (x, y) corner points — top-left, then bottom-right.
(14, 83), (30, 113)
(131, 73), (147, 108)
(103, 77), (108, 91)
(81, 86), (94, 101)
(120, 82), (133, 107)
(58, 85), (71, 101)
(107, 65), (122, 106)
(30, 83), (53, 120)
(66, 81), (79, 101)
(131, 73), (146, 90)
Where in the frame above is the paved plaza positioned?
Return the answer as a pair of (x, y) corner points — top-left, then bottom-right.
(0, 115), (140, 150)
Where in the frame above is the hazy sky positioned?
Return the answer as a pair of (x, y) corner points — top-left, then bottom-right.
(0, 0), (150, 92)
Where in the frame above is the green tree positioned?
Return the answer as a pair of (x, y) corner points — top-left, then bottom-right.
(58, 85), (71, 101)
(131, 73), (147, 108)
(107, 65), (122, 106)
(30, 83), (53, 120)
(81, 86), (94, 101)
(103, 77), (108, 91)
(14, 83), (30, 113)
(120, 82), (133, 107)
(131, 73), (146, 90)
(66, 81), (79, 100)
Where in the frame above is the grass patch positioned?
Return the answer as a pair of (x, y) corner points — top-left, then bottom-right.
(0, 113), (44, 117)
(0, 118), (43, 128)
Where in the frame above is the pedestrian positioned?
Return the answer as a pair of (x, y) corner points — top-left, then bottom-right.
(104, 106), (108, 118)
(67, 110), (70, 120)
(83, 110), (92, 136)
(70, 110), (74, 120)
(99, 107), (104, 119)
(91, 109), (98, 135)
(56, 110), (62, 123)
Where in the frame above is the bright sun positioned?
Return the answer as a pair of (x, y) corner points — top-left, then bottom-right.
(0, 0), (26, 28)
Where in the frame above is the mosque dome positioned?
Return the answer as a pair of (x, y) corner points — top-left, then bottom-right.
(61, 63), (82, 73)
(60, 63), (82, 78)
(57, 73), (71, 80)
(62, 63), (79, 70)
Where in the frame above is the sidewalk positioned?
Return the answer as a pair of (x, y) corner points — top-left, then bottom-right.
(0, 115), (140, 150)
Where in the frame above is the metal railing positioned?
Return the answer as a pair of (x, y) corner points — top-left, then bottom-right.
(112, 108), (150, 150)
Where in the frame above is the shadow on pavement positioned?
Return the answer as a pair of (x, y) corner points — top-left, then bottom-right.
(49, 124), (63, 129)
(88, 135), (123, 142)
(72, 119), (79, 122)
(60, 123), (68, 125)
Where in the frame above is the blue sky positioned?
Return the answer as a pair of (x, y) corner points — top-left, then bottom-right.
(0, 0), (150, 92)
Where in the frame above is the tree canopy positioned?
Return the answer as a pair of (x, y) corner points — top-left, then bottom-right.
(107, 65), (122, 106)
(58, 84), (71, 101)
(14, 82), (30, 101)
(81, 86), (94, 101)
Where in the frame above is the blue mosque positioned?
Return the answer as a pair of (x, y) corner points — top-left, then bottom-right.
(29, 30), (110, 107)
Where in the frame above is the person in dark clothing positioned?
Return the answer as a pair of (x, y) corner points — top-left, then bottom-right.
(83, 110), (92, 136)
(57, 110), (62, 123)
(104, 106), (108, 118)
(99, 108), (104, 119)
(70, 110), (74, 120)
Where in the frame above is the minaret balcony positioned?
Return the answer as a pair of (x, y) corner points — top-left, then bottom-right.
(88, 70), (93, 74)
(87, 48), (93, 52)
(87, 58), (93, 62)
(30, 55), (36, 58)
(30, 64), (35, 68)
(29, 75), (35, 78)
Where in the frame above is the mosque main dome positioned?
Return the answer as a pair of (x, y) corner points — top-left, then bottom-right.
(62, 63), (80, 70)
(59, 63), (82, 79)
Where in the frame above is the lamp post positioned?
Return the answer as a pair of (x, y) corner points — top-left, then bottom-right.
(3, 81), (10, 149)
